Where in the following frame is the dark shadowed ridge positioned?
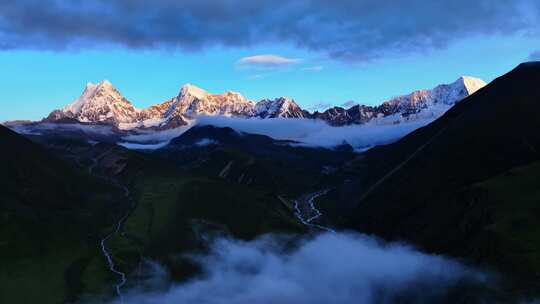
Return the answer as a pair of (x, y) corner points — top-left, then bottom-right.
(167, 124), (296, 148)
(0, 125), (128, 303)
(341, 62), (540, 294)
(163, 124), (353, 161)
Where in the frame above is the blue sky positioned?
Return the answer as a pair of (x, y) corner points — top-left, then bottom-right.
(1, 1), (539, 122)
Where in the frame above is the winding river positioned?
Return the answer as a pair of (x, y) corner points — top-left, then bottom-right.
(293, 190), (335, 233)
(86, 151), (131, 302)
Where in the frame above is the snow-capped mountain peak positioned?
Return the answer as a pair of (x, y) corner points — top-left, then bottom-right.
(457, 76), (487, 94)
(171, 84), (255, 118)
(96, 79), (113, 89)
(366, 76), (487, 125)
(63, 80), (126, 114)
(179, 83), (210, 99)
(255, 97), (308, 118)
(311, 76), (487, 126)
(50, 80), (138, 125)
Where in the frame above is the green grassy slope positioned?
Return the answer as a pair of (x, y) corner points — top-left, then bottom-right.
(471, 161), (540, 291)
(101, 152), (307, 285)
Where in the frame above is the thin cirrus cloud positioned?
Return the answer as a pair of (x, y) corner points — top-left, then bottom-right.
(1, 1), (539, 61)
(238, 54), (302, 69)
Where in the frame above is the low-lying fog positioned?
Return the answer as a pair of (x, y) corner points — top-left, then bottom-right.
(12, 116), (433, 151)
(111, 232), (491, 304)
(196, 116), (430, 150)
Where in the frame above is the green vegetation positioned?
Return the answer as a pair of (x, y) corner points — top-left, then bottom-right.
(473, 161), (540, 290)
(105, 171), (305, 284)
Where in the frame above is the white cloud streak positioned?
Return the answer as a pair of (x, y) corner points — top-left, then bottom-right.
(238, 54), (302, 68)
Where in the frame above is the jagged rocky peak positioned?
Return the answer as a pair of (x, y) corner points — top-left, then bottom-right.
(383, 76), (487, 109)
(314, 76), (487, 126)
(255, 97), (308, 118)
(173, 83), (255, 118)
(223, 90), (245, 99)
(368, 76), (487, 125)
(84, 81), (97, 92)
(63, 80), (130, 114)
(178, 83), (249, 103)
(50, 79), (139, 125)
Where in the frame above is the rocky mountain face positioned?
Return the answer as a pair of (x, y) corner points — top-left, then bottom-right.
(168, 84), (256, 118)
(45, 80), (187, 130)
(255, 97), (310, 118)
(44, 82), (307, 130)
(46, 80), (137, 125)
(42, 76), (486, 130)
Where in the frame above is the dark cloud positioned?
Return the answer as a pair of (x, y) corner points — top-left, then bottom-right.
(1, 0), (539, 60)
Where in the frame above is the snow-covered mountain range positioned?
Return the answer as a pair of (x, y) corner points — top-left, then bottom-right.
(42, 76), (486, 130)
(312, 76), (486, 125)
(44, 82), (309, 130)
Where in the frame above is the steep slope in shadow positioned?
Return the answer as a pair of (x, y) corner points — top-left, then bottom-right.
(0, 125), (128, 303)
(341, 62), (540, 294)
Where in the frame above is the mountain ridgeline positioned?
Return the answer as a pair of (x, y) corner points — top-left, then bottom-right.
(40, 76), (485, 130)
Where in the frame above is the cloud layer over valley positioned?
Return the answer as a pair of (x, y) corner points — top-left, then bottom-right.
(10, 116), (431, 151)
(196, 116), (430, 150)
